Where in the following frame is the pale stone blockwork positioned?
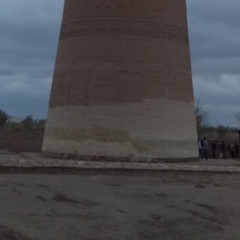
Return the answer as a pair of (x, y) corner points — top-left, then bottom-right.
(42, 0), (198, 161)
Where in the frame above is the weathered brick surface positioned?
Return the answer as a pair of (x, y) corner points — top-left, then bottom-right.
(43, 0), (198, 160)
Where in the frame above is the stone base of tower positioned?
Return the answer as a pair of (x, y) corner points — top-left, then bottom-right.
(42, 99), (198, 161)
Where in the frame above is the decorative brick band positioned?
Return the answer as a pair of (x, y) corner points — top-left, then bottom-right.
(60, 18), (188, 45)
(49, 67), (193, 108)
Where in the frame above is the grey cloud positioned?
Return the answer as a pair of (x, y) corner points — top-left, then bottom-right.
(191, 57), (240, 77)
(0, 0), (63, 119)
(186, 1), (240, 126)
(188, 0), (240, 68)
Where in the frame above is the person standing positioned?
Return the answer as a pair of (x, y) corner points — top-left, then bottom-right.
(198, 138), (203, 160)
(235, 142), (239, 159)
(211, 141), (217, 158)
(203, 137), (208, 160)
(221, 141), (226, 160)
(230, 142), (235, 158)
(218, 142), (223, 159)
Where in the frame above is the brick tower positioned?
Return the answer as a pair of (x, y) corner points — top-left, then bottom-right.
(42, 0), (198, 161)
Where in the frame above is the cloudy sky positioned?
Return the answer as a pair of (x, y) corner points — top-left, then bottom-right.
(0, 0), (239, 127)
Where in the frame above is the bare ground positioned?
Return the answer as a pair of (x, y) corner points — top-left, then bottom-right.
(0, 169), (240, 239)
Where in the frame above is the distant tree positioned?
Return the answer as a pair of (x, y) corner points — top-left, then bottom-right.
(216, 125), (228, 139)
(21, 115), (34, 131)
(236, 113), (240, 141)
(195, 101), (208, 134)
(35, 119), (46, 132)
(235, 112), (240, 125)
(0, 109), (9, 127)
(20, 116), (46, 132)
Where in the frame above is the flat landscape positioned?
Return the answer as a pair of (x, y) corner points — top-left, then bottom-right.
(0, 169), (240, 240)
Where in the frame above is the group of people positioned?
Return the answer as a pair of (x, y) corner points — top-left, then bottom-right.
(212, 141), (239, 159)
(198, 137), (240, 160)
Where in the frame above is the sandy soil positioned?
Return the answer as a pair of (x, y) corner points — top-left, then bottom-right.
(0, 170), (240, 239)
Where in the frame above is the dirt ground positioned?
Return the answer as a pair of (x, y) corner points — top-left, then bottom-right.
(0, 170), (240, 240)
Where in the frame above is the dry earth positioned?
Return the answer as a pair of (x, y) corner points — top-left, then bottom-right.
(0, 170), (239, 239)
